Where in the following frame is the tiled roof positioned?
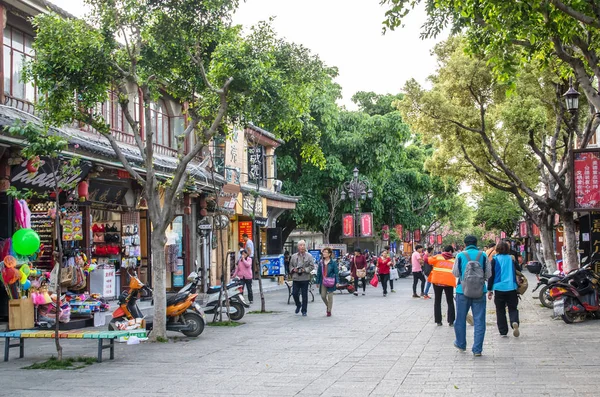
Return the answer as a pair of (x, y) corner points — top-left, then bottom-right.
(0, 105), (222, 188)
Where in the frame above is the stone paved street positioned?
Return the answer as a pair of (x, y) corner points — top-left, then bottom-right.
(1, 273), (600, 397)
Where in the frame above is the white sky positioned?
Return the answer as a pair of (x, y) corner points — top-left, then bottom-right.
(48, 0), (446, 109)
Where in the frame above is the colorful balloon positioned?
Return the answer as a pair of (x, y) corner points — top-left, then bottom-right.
(20, 271), (28, 284)
(12, 229), (41, 256)
(3, 256), (17, 268)
(22, 280), (31, 290)
(20, 264), (31, 277)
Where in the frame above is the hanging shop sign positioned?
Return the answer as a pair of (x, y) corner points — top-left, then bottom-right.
(254, 217), (268, 227)
(404, 230), (412, 243)
(238, 221), (253, 242)
(413, 229), (421, 242)
(533, 224), (540, 237)
(395, 224), (403, 238)
(342, 214), (354, 237)
(572, 149), (600, 211)
(10, 157), (92, 192)
(437, 234), (442, 245)
(519, 221), (527, 238)
(382, 225), (390, 241)
(429, 235), (434, 245)
(260, 254), (285, 276)
(360, 213), (373, 237)
(88, 180), (130, 204)
(243, 195), (263, 216)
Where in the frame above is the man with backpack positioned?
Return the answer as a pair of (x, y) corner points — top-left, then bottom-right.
(452, 235), (491, 356)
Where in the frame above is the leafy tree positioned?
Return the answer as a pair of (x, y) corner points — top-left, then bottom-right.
(26, 0), (332, 338)
(474, 190), (522, 234)
(395, 36), (589, 271)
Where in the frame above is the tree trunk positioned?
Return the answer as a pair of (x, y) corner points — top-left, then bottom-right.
(53, 201), (63, 361)
(538, 221), (556, 273)
(562, 211), (579, 273)
(150, 234), (168, 341)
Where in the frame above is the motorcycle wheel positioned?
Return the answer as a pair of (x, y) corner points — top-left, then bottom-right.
(229, 301), (245, 321)
(107, 318), (119, 331)
(539, 285), (554, 309)
(181, 312), (205, 337)
(561, 309), (577, 324)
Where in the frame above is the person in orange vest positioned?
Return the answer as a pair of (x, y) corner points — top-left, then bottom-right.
(428, 245), (458, 326)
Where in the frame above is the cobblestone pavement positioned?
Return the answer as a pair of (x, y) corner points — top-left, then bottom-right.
(1, 273), (599, 397)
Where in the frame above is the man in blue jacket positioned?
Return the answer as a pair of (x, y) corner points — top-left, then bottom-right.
(452, 235), (491, 356)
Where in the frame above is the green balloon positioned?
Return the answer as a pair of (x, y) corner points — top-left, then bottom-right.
(12, 228), (41, 256)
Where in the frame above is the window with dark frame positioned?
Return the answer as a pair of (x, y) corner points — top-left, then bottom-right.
(3, 25), (36, 103)
(213, 134), (226, 176)
(150, 99), (173, 148)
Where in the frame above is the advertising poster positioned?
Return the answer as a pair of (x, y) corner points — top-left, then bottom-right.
(238, 221), (253, 242)
(342, 214), (354, 237)
(413, 229), (421, 242)
(260, 254), (285, 276)
(573, 149), (600, 211)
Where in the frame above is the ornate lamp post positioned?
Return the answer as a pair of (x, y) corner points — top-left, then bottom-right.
(340, 167), (373, 249)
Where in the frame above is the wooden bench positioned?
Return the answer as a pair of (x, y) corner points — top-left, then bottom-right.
(0, 329), (147, 363)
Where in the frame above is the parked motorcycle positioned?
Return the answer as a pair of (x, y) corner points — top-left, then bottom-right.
(175, 261), (249, 321)
(531, 263), (565, 309)
(549, 263), (600, 324)
(336, 264), (355, 294)
(203, 278), (250, 321)
(395, 256), (411, 278)
(109, 268), (206, 337)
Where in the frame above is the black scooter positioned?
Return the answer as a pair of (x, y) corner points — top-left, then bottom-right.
(531, 263), (565, 309)
(395, 256), (411, 278)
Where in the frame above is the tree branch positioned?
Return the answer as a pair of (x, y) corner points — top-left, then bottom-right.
(550, 0), (600, 28)
(101, 131), (145, 186)
(527, 129), (568, 193)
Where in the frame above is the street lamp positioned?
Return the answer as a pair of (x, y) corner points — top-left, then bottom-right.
(563, 78), (580, 113)
(340, 167), (372, 250)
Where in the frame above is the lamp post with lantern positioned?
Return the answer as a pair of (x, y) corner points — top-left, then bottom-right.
(340, 167), (373, 250)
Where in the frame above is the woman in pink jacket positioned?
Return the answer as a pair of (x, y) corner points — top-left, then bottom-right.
(233, 250), (253, 304)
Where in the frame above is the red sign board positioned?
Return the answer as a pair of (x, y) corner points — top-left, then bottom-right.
(413, 229), (421, 242)
(394, 224), (403, 238)
(573, 149), (600, 211)
(429, 235), (434, 245)
(342, 214), (354, 237)
(238, 221), (253, 243)
(382, 225), (389, 241)
(404, 230), (412, 243)
(437, 235), (442, 245)
(519, 221), (527, 238)
(533, 224), (540, 237)
(360, 213), (373, 237)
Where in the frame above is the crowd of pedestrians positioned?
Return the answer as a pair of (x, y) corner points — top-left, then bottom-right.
(232, 235), (524, 356)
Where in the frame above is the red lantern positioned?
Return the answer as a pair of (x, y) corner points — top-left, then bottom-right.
(26, 156), (40, 173)
(78, 180), (89, 202)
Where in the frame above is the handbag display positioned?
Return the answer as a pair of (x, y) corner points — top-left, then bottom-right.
(60, 266), (74, 287)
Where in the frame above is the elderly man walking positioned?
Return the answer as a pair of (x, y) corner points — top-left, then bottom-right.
(289, 240), (316, 316)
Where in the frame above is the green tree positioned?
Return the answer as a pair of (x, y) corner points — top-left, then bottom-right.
(474, 190), (523, 234)
(26, 0), (332, 339)
(395, 37), (585, 271)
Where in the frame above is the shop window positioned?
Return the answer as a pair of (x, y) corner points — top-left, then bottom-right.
(3, 26), (36, 104)
(213, 134), (226, 176)
(247, 144), (267, 187)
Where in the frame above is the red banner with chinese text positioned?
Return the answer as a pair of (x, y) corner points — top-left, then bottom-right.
(413, 229), (421, 242)
(573, 150), (600, 211)
(360, 213), (373, 237)
(238, 221), (253, 243)
(382, 225), (389, 240)
(395, 224), (403, 238)
(342, 214), (354, 237)
(429, 235), (434, 245)
(437, 234), (442, 245)
(519, 221), (527, 238)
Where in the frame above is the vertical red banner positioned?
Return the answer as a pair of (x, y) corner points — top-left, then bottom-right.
(519, 221), (527, 238)
(573, 150), (600, 210)
(342, 214), (354, 237)
(500, 231), (506, 239)
(429, 235), (434, 245)
(437, 234), (442, 245)
(360, 213), (373, 237)
(404, 230), (412, 243)
(413, 229), (421, 242)
(382, 225), (389, 240)
(395, 224), (403, 238)
(533, 224), (540, 237)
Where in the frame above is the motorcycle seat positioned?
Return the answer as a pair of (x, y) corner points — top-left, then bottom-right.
(167, 292), (189, 306)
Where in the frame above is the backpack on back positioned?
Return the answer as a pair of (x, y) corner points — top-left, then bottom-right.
(461, 251), (485, 298)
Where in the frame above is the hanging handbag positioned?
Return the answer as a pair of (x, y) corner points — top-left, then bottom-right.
(356, 267), (367, 278)
(322, 262), (336, 288)
(60, 266), (74, 287)
(370, 274), (379, 287)
(516, 270), (528, 295)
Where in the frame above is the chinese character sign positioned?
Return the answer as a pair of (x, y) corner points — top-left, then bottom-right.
(238, 221), (253, 243)
(342, 214), (354, 237)
(519, 221), (527, 238)
(395, 224), (403, 238)
(382, 225), (389, 241)
(413, 229), (421, 242)
(404, 230), (412, 243)
(361, 213), (373, 237)
(573, 150), (600, 210)
(247, 145), (264, 182)
(437, 235), (442, 245)
(429, 235), (434, 245)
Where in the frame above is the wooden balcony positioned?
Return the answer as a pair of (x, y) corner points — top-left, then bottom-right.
(4, 94), (35, 115)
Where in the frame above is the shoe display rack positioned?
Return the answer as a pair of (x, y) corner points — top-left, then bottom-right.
(30, 202), (55, 271)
